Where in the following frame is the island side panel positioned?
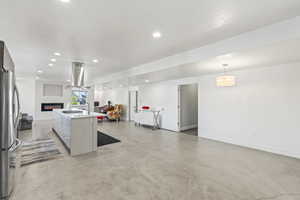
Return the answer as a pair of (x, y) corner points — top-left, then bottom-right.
(53, 111), (72, 150)
(70, 117), (96, 156)
(92, 117), (98, 152)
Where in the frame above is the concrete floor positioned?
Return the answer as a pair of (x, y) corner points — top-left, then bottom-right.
(182, 128), (198, 136)
(11, 121), (300, 200)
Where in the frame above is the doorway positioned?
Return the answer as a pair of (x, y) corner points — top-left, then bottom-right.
(129, 91), (138, 121)
(178, 84), (198, 136)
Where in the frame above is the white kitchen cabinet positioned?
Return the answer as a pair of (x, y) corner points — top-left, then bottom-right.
(52, 109), (100, 156)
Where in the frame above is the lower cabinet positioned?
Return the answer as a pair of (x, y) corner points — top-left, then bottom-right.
(53, 112), (97, 156)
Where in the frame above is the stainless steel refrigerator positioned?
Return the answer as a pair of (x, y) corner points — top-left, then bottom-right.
(0, 41), (21, 200)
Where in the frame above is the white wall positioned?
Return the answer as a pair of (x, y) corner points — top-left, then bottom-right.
(95, 87), (129, 120)
(94, 63), (300, 159)
(35, 80), (71, 120)
(138, 78), (199, 131)
(94, 78), (199, 129)
(179, 84), (198, 130)
(198, 63), (300, 159)
(16, 78), (95, 121)
(139, 82), (178, 131)
(16, 78), (36, 118)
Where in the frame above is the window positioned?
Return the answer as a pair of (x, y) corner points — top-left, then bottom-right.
(71, 89), (88, 105)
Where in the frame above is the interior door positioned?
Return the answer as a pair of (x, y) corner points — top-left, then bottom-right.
(178, 86), (181, 131)
(129, 91), (138, 121)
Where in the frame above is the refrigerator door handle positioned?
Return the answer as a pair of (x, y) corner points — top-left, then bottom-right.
(13, 85), (20, 129)
(7, 84), (21, 149)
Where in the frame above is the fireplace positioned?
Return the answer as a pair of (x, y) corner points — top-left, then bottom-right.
(41, 103), (64, 112)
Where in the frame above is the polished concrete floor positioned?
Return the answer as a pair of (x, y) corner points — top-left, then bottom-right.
(11, 120), (300, 200)
(182, 128), (198, 136)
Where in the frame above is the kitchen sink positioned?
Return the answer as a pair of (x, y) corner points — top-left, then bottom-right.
(62, 110), (83, 114)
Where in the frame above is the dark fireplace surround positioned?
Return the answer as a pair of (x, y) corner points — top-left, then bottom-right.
(41, 103), (64, 112)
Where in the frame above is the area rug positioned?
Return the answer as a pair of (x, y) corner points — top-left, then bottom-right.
(97, 131), (121, 147)
(20, 139), (62, 167)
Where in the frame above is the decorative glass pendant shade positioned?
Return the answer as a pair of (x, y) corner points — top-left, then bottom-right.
(216, 64), (236, 87)
(216, 75), (235, 87)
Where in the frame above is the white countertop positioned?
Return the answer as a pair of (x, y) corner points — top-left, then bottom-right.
(53, 108), (102, 119)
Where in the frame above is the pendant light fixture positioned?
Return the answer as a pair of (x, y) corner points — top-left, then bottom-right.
(216, 64), (236, 87)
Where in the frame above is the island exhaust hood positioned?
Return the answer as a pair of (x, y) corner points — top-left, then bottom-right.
(72, 62), (85, 87)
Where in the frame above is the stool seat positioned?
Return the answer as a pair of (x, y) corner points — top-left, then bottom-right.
(97, 116), (105, 120)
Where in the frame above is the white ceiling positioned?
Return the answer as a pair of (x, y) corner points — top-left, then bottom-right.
(1, 0), (300, 81)
(99, 38), (300, 89)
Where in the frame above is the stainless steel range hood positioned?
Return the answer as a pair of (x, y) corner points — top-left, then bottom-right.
(72, 62), (85, 87)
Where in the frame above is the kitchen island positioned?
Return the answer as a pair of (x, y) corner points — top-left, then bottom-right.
(52, 109), (101, 156)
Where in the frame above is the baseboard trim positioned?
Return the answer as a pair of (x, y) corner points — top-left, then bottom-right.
(199, 134), (300, 160)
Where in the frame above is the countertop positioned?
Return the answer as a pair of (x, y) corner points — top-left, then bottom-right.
(53, 108), (102, 119)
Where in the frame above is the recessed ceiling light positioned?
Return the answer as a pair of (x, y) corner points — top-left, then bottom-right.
(48, 63), (54, 67)
(37, 70), (43, 74)
(54, 52), (61, 56)
(222, 64), (229, 68)
(217, 54), (233, 60)
(67, 80), (71, 82)
(60, 0), (70, 3)
(93, 59), (99, 63)
(50, 58), (56, 62)
(145, 80), (150, 83)
(152, 31), (162, 39)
